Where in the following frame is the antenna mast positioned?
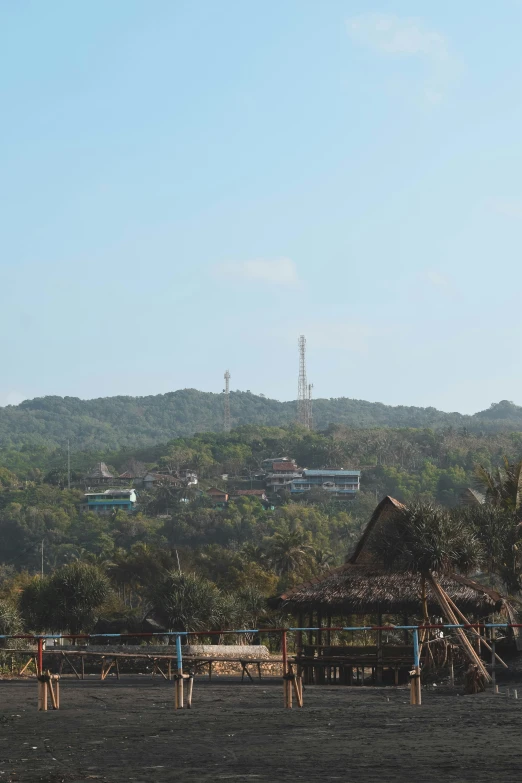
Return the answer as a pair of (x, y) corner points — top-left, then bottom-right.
(297, 336), (312, 429)
(223, 370), (231, 433)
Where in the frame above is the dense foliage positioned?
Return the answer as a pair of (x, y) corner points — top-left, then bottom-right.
(1, 391), (522, 450)
(1, 422), (522, 634)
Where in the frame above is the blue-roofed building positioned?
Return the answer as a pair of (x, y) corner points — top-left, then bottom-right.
(290, 469), (361, 499)
(81, 488), (137, 514)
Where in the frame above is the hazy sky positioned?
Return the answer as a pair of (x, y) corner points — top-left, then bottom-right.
(1, 0), (522, 413)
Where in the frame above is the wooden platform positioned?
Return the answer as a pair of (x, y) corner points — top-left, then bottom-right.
(2, 649), (283, 682)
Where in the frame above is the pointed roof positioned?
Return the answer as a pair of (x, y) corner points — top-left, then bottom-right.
(271, 495), (509, 618)
(348, 495), (406, 565)
(87, 462), (114, 479)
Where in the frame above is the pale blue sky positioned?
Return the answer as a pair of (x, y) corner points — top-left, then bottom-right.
(1, 0), (522, 414)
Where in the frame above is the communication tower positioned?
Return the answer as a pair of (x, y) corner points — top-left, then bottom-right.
(297, 336), (313, 429)
(223, 370), (231, 433)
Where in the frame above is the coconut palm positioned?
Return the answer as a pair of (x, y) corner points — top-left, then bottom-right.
(456, 504), (522, 594)
(369, 501), (488, 678)
(266, 528), (315, 576)
(475, 457), (522, 512)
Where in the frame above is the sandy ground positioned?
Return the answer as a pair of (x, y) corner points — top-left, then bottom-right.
(1, 676), (522, 783)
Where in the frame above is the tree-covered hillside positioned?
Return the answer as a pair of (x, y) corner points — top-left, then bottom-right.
(1, 390), (522, 451)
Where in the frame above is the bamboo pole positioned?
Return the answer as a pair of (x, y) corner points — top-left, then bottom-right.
(428, 576), (491, 681)
(443, 593), (508, 669)
(37, 680), (47, 711)
(187, 674), (194, 709)
(175, 635), (184, 710)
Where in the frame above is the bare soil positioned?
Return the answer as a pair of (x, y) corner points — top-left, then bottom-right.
(1, 676), (521, 783)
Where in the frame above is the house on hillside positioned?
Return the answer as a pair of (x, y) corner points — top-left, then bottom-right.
(179, 469), (198, 486)
(206, 487), (229, 507)
(142, 473), (183, 490)
(85, 462), (114, 484)
(290, 469), (361, 499)
(261, 457), (302, 493)
(81, 488), (137, 514)
(230, 489), (268, 502)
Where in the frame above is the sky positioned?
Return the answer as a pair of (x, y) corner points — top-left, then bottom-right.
(1, 0), (522, 414)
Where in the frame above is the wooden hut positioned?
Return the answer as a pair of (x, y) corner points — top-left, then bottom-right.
(272, 496), (511, 684)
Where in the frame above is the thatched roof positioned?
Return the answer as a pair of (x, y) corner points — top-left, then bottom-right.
(273, 496), (508, 618)
(275, 562), (505, 617)
(87, 462), (114, 479)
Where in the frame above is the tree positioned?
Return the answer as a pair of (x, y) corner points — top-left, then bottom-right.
(148, 572), (224, 632)
(0, 600), (23, 647)
(20, 562), (110, 634)
(475, 457), (522, 512)
(457, 505), (522, 594)
(371, 501), (481, 578)
(266, 528), (315, 577)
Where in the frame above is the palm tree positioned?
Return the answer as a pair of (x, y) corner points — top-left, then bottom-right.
(147, 571), (224, 633)
(20, 562), (110, 634)
(475, 457), (522, 512)
(266, 529), (314, 576)
(456, 504), (522, 594)
(370, 501), (489, 679)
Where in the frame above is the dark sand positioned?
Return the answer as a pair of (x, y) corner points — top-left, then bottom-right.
(1, 676), (521, 782)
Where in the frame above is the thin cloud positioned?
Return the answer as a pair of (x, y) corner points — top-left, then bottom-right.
(493, 201), (522, 219)
(424, 268), (456, 297)
(279, 320), (395, 355)
(215, 258), (300, 287)
(346, 13), (455, 103)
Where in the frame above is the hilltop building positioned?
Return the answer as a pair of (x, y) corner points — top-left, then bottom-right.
(85, 462), (114, 484)
(261, 457), (302, 493)
(206, 487), (229, 507)
(290, 469), (361, 499)
(81, 488), (137, 514)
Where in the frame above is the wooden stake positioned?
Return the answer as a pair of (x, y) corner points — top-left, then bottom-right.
(410, 671), (417, 705)
(37, 681), (47, 711)
(187, 675), (194, 709)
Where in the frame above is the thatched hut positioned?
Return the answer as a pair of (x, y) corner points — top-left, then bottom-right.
(272, 497), (513, 684)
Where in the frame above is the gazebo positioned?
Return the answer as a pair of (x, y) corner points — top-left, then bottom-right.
(272, 497), (512, 684)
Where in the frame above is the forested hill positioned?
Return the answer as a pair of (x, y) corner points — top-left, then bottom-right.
(0, 391), (521, 451)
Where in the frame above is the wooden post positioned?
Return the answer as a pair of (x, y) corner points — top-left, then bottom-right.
(449, 644), (454, 687)
(37, 680), (47, 711)
(282, 630), (291, 708)
(411, 629), (421, 706)
(187, 674), (194, 709)
(376, 612), (383, 685)
(37, 638), (44, 676)
(296, 613), (303, 657)
(491, 637), (496, 689)
(175, 635), (184, 710)
(308, 613), (314, 646)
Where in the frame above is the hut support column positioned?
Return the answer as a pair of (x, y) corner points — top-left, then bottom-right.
(376, 612), (383, 684)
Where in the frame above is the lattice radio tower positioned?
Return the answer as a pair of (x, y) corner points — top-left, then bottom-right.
(223, 370), (231, 433)
(297, 335), (313, 429)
